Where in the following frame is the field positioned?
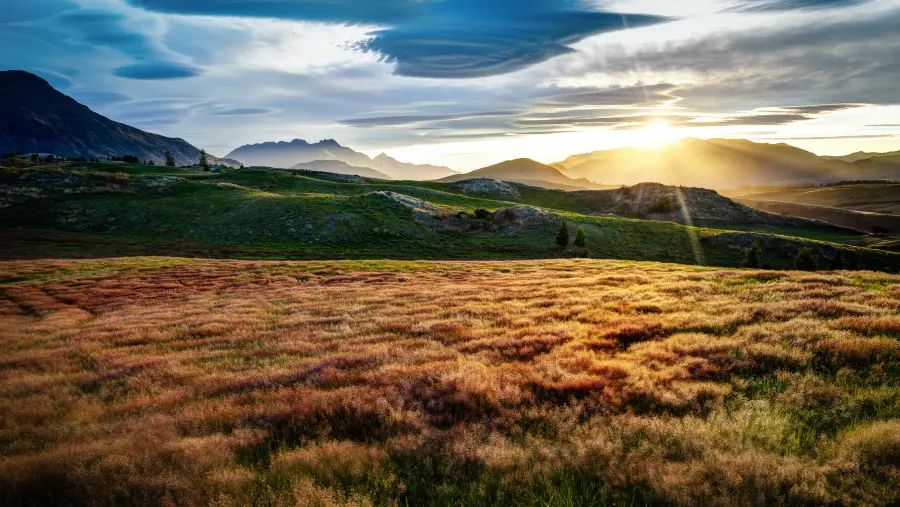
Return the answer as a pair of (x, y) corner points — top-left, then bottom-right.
(2, 258), (899, 506)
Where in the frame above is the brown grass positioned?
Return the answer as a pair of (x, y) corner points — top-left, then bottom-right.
(1, 258), (898, 506)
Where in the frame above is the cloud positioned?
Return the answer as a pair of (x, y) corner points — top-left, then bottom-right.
(58, 10), (154, 57)
(537, 83), (680, 107)
(341, 111), (517, 127)
(209, 108), (277, 116)
(114, 62), (204, 80)
(126, 0), (670, 78)
(578, 8), (900, 111)
(738, 0), (870, 11)
(512, 112), (812, 129)
(772, 104), (869, 115)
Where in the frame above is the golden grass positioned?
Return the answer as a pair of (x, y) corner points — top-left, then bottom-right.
(0, 258), (898, 506)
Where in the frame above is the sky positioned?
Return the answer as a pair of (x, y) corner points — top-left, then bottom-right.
(2, 0), (900, 170)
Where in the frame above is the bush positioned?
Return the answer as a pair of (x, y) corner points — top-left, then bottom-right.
(574, 226), (586, 248)
(744, 242), (761, 268)
(795, 248), (817, 271)
(556, 221), (569, 247)
(650, 194), (676, 213)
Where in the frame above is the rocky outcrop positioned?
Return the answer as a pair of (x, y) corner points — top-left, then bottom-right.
(449, 178), (521, 199)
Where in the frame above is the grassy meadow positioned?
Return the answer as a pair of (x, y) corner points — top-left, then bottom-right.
(3, 162), (900, 272)
(2, 258), (899, 506)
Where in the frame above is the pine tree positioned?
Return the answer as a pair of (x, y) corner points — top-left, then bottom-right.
(199, 150), (209, 172)
(744, 242), (761, 268)
(574, 225), (586, 248)
(795, 248), (817, 271)
(556, 221), (569, 248)
(9, 150), (19, 168)
(165, 151), (176, 167)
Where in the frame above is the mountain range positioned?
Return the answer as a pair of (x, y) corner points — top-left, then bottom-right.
(438, 158), (608, 190)
(0, 70), (237, 167)
(225, 140), (458, 180)
(3, 69), (899, 190)
(551, 138), (900, 188)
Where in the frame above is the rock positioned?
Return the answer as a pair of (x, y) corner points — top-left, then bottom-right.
(450, 178), (521, 199)
(368, 191), (439, 212)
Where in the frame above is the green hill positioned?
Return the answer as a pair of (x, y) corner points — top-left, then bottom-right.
(1, 161), (898, 272)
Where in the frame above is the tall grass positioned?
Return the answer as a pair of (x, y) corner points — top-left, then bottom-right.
(1, 259), (898, 506)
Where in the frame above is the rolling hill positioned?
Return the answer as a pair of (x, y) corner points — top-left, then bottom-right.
(0, 70), (236, 167)
(4, 160), (897, 270)
(438, 158), (605, 190)
(290, 160), (392, 180)
(371, 153), (457, 180)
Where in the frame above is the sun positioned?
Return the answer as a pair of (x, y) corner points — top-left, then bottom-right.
(638, 120), (681, 149)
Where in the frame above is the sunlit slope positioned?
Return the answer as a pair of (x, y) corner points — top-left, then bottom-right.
(554, 138), (877, 188)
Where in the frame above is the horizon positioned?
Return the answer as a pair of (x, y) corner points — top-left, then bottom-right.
(2, 1), (899, 170)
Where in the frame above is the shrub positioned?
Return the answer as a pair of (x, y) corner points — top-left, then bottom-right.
(795, 248), (817, 271)
(556, 221), (569, 247)
(165, 151), (176, 167)
(574, 225), (586, 248)
(30, 154), (41, 164)
(744, 242), (761, 268)
(200, 150), (210, 172)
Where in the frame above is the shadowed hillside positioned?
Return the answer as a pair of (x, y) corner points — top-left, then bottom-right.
(0, 71), (235, 167)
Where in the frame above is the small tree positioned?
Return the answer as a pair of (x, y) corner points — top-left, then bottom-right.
(9, 150), (19, 168)
(30, 154), (41, 164)
(830, 251), (845, 270)
(556, 221), (570, 248)
(199, 150), (209, 172)
(165, 151), (176, 167)
(574, 225), (586, 248)
(744, 242), (761, 268)
(795, 248), (817, 271)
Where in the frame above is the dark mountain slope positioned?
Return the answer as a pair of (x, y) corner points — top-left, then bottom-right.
(0, 70), (231, 166)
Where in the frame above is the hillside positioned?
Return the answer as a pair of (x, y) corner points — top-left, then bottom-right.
(731, 183), (900, 215)
(736, 199), (900, 234)
(290, 160), (392, 180)
(824, 149), (900, 163)
(555, 138), (842, 188)
(372, 153), (458, 180)
(2, 161), (898, 271)
(0, 71), (234, 167)
(438, 158), (604, 190)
